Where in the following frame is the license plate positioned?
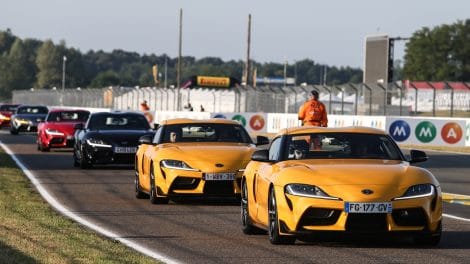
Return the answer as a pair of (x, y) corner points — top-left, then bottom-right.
(345, 202), (392, 213)
(66, 135), (74, 140)
(204, 173), (236, 181)
(114, 147), (137, 153)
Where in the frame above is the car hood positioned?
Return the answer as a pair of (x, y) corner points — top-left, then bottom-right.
(42, 121), (84, 135)
(87, 130), (153, 147)
(275, 159), (437, 201)
(13, 113), (47, 121)
(160, 143), (256, 172)
(0, 111), (13, 117)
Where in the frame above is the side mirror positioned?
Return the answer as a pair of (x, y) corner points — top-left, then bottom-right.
(139, 134), (154, 145)
(255, 135), (270, 146)
(251, 149), (270, 162)
(74, 123), (84, 130)
(409, 150), (428, 164)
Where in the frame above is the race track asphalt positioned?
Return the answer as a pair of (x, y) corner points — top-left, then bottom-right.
(1, 130), (470, 264)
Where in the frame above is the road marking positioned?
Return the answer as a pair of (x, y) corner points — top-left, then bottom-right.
(443, 192), (470, 206)
(443, 214), (470, 223)
(0, 141), (181, 264)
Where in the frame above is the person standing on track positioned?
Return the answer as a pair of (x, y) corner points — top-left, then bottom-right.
(298, 90), (328, 127)
(140, 100), (154, 126)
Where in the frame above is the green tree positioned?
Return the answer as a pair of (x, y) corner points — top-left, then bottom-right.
(404, 19), (470, 81)
(36, 40), (62, 88)
(90, 70), (120, 87)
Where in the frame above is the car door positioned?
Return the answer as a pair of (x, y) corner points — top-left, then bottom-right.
(255, 137), (283, 225)
(141, 126), (163, 191)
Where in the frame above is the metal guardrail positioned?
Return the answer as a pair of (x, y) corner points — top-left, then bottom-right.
(12, 82), (470, 117)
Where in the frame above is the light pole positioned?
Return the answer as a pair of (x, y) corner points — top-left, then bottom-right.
(61, 55), (67, 106)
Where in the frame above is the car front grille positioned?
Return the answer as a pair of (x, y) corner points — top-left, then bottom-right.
(203, 180), (234, 196)
(346, 213), (387, 232)
(171, 177), (200, 191)
(297, 208), (341, 228)
(392, 208), (427, 227)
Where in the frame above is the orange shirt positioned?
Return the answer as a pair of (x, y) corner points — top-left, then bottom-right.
(298, 99), (328, 127)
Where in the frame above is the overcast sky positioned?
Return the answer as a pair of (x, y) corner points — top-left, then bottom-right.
(2, 0), (468, 68)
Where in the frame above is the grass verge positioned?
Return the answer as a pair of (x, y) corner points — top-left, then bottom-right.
(0, 148), (159, 264)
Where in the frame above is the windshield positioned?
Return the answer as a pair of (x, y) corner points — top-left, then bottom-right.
(285, 133), (402, 160)
(17, 106), (48, 114)
(161, 123), (252, 144)
(88, 114), (150, 130)
(47, 111), (90, 122)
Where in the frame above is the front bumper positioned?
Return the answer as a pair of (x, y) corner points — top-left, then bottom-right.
(12, 120), (38, 132)
(44, 134), (75, 148)
(84, 145), (136, 165)
(157, 167), (243, 197)
(274, 185), (442, 235)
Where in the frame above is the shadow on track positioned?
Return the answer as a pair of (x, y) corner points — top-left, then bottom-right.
(295, 230), (470, 249)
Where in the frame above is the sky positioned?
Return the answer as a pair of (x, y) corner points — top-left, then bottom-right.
(2, 0), (469, 68)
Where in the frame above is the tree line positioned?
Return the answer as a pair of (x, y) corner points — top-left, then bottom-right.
(1, 18), (469, 101)
(404, 19), (470, 81)
(0, 29), (362, 101)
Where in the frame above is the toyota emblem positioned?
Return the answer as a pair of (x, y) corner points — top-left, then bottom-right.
(361, 189), (374, 195)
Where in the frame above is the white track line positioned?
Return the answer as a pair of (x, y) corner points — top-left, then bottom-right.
(0, 142), (180, 264)
(2, 140), (470, 260)
(443, 214), (470, 222)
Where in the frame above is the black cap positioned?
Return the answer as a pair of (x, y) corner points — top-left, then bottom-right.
(311, 90), (319, 98)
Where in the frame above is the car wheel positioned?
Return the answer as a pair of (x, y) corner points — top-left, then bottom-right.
(241, 180), (263, 235)
(268, 187), (295, 245)
(135, 171), (148, 199)
(38, 138), (49, 152)
(149, 165), (169, 204)
(72, 148), (80, 167)
(414, 221), (442, 246)
(10, 128), (18, 135)
(79, 148), (91, 169)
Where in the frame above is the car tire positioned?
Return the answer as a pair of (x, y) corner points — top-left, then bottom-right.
(268, 187), (295, 245)
(38, 138), (50, 152)
(414, 221), (442, 246)
(79, 147), (91, 169)
(10, 128), (18, 135)
(72, 148), (80, 167)
(241, 180), (264, 235)
(135, 171), (148, 199)
(149, 165), (169, 204)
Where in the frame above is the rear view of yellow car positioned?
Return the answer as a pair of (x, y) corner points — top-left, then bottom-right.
(135, 118), (269, 204)
(241, 126), (442, 246)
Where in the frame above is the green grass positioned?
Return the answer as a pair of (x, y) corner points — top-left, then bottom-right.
(0, 149), (160, 264)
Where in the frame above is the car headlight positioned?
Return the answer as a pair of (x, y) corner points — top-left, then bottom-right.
(393, 184), (435, 200)
(45, 128), (65, 136)
(0, 114), (6, 119)
(86, 138), (112, 148)
(15, 118), (30, 125)
(161, 159), (197, 171)
(285, 184), (340, 200)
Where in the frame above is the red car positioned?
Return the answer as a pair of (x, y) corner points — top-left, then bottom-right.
(0, 104), (20, 127)
(37, 109), (90, 152)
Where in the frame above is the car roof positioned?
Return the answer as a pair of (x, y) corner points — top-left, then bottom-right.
(161, 118), (241, 125)
(277, 126), (387, 137)
(48, 108), (90, 113)
(90, 111), (143, 116)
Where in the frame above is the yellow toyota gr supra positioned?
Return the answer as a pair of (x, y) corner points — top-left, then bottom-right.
(135, 118), (269, 204)
(241, 126), (442, 246)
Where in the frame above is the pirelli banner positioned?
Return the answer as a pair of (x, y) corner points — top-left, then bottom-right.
(182, 76), (239, 88)
(197, 76), (230, 88)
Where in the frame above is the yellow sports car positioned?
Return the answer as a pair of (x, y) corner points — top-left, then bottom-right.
(135, 118), (269, 204)
(241, 126), (442, 245)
